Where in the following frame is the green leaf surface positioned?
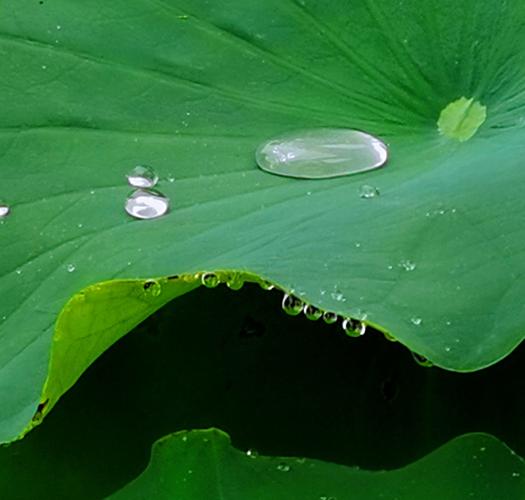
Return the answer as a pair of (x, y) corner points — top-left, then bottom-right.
(1, 0), (525, 442)
(109, 429), (525, 500)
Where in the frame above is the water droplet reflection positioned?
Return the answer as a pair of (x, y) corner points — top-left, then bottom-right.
(282, 294), (304, 316)
(126, 165), (159, 188)
(125, 189), (169, 220)
(201, 273), (220, 288)
(342, 318), (366, 337)
(0, 204), (10, 218)
(304, 304), (322, 321)
(322, 311), (338, 324)
(359, 184), (380, 199)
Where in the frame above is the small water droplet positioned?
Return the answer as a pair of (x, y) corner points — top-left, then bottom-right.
(276, 463), (291, 472)
(399, 259), (416, 271)
(259, 280), (275, 291)
(0, 204), (10, 218)
(126, 165), (159, 188)
(226, 273), (244, 291)
(512, 472), (520, 477)
(410, 317), (422, 326)
(342, 318), (366, 337)
(383, 332), (397, 342)
(15, 269), (22, 275)
(331, 291), (346, 302)
(167, 176), (175, 183)
(445, 346), (451, 352)
(201, 273), (220, 288)
(77, 223), (83, 228)
(125, 189), (169, 220)
(322, 311), (338, 324)
(66, 263), (76, 273)
(412, 352), (433, 367)
(181, 435), (188, 442)
(41, 65), (47, 70)
(304, 304), (322, 321)
(255, 128), (388, 179)
(246, 449), (258, 459)
(359, 184), (380, 199)
(143, 280), (162, 297)
(282, 294), (304, 316)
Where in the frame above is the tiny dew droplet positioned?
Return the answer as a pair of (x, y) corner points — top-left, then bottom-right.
(255, 128), (388, 179)
(322, 311), (338, 324)
(282, 294), (304, 316)
(125, 189), (169, 220)
(126, 165), (159, 188)
(246, 449), (258, 459)
(399, 259), (416, 271)
(304, 304), (322, 321)
(66, 263), (76, 273)
(0, 204), (10, 218)
(342, 318), (366, 337)
(410, 317), (422, 326)
(143, 280), (162, 297)
(359, 184), (380, 199)
(201, 273), (220, 288)
(259, 280), (275, 291)
(412, 352), (433, 368)
(226, 273), (244, 291)
(276, 463), (291, 472)
(383, 331), (397, 342)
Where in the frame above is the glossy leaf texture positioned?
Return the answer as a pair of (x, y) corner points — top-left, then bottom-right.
(109, 429), (525, 500)
(1, 0), (525, 442)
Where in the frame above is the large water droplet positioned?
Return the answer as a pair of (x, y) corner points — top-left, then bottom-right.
(255, 128), (388, 179)
(342, 318), (366, 337)
(0, 204), (10, 218)
(126, 165), (159, 188)
(359, 184), (380, 199)
(322, 311), (338, 324)
(304, 304), (322, 321)
(201, 272), (220, 288)
(125, 189), (169, 220)
(282, 294), (304, 316)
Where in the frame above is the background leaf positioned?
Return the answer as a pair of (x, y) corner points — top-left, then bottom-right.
(1, 0), (525, 442)
(109, 429), (525, 500)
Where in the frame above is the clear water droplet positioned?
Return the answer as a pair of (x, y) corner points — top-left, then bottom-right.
(126, 165), (159, 188)
(0, 204), (10, 218)
(15, 269), (22, 275)
(143, 280), (162, 297)
(512, 472), (521, 477)
(282, 294), (304, 316)
(201, 273), (220, 288)
(276, 463), (291, 472)
(125, 189), (169, 220)
(342, 318), (366, 337)
(359, 184), (380, 199)
(304, 304), (322, 321)
(412, 352), (433, 368)
(226, 273), (244, 291)
(399, 259), (416, 271)
(410, 317), (422, 326)
(256, 128), (388, 179)
(322, 311), (338, 324)
(246, 449), (258, 459)
(259, 280), (275, 291)
(66, 263), (76, 273)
